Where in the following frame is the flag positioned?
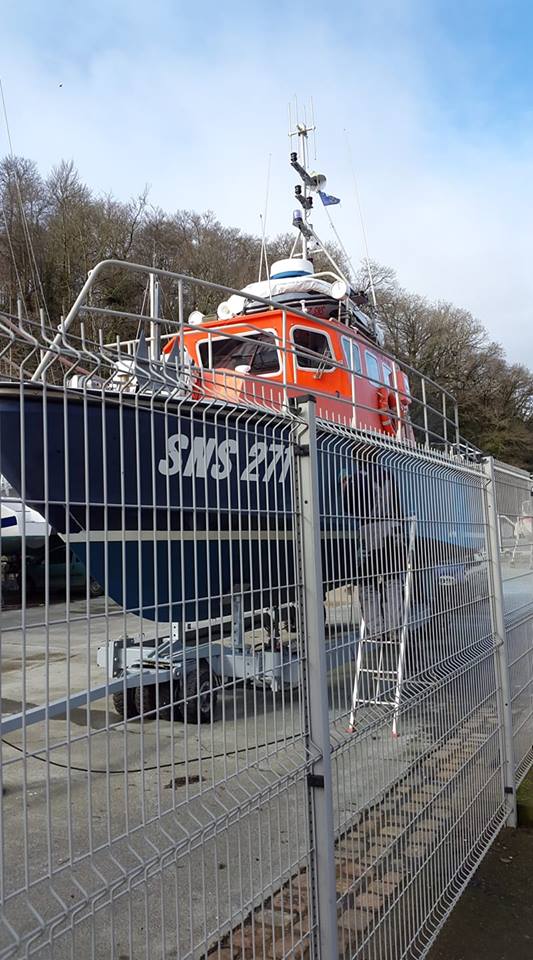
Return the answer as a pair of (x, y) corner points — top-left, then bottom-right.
(318, 190), (340, 206)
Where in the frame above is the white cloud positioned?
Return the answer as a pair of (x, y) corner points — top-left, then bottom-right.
(2, 1), (532, 366)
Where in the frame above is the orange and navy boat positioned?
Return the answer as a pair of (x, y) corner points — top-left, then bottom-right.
(161, 127), (415, 443)
(0, 130), (480, 625)
(167, 255), (413, 442)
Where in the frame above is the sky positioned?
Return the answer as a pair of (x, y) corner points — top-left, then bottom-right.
(2, 0), (533, 366)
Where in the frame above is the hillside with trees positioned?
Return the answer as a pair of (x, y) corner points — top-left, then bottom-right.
(1, 155), (532, 469)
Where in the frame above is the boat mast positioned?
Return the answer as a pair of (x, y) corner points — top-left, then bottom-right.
(289, 111), (316, 261)
(288, 105), (351, 287)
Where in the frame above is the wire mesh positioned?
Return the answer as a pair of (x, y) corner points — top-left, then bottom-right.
(0, 371), (315, 959)
(0, 263), (529, 960)
(493, 462), (533, 787)
(315, 425), (505, 958)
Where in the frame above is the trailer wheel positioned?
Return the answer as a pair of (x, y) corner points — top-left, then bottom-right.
(112, 689), (138, 719)
(112, 673), (138, 719)
(177, 663), (217, 724)
(134, 680), (157, 720)
(89, 576), (104, 598)
(134, 680), (175, 721)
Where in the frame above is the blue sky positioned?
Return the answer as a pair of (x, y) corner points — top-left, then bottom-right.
(2, 0), (533, 365)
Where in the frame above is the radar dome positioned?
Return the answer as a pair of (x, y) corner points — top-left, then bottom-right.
(270, 258), (314, 280)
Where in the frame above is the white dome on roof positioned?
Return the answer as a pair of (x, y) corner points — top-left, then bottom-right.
(270, 258), (313, 279)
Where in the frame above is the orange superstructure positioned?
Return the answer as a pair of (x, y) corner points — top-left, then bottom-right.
(158, 125), (418, 442)
(164, 305), (413, 441)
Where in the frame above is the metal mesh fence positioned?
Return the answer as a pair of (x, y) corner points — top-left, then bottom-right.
(0, 382), (316, 959)
(0, 304), (530, 958)
(317, 428), (505, 958)
(493, 462), (533, 787)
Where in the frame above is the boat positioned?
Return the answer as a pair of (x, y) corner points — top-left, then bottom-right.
(0, 123), (483, 624)
(0, 476), (49, 557)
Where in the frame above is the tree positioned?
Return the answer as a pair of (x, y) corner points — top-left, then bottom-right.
(0, 156), (48, 316)
(0, 154), (532, 468)
(361, 263), (533, 468)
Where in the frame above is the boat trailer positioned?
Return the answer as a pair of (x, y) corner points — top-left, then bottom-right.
(96, 596), (306, 723)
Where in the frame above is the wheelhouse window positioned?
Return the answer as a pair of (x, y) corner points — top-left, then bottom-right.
(382, 363), (394, 386)
(292, 328), (334, 370)
(365, 351), (381, 385)
(198, 331), (280, 374)
(341, 336), (362, 374)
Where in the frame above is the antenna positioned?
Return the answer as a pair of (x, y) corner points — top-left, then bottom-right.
(0, 79), (51, 324)
(288, 99), (354, 288)
(258, 154), (272, 284)
(310, 97), (317, 161)
(288, 99), (317, 260)
(259, 212), (272, 299)
(344, 130), (377, 308)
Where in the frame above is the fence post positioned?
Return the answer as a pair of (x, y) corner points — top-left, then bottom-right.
(294, 396), (339, 959)
(483, 456), (517, 827)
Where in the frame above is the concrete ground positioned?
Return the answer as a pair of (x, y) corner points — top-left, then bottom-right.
(1, 563), (532, 958)
(0, 588), (419, 958)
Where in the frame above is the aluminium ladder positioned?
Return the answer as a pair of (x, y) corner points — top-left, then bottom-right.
(348, 517), (417, 737)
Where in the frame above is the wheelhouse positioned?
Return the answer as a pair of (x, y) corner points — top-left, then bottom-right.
(177, 304), (413, 441)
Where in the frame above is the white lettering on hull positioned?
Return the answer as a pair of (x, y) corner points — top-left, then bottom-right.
(158, 434), (291, 483)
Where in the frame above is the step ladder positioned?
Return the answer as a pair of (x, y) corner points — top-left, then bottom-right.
(349, 517), (417, 737)
(510, 500), (533, 569)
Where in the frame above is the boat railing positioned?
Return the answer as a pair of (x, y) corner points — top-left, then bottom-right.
(5, 258), (475, 455)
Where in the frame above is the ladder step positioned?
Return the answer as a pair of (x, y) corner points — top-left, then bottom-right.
(360, 670), (397, 679)
(354, 697), (394, 706)
(359, 640), (399, 647)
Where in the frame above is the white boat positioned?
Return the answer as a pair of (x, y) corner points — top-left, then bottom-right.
(0, 477), (49, 557)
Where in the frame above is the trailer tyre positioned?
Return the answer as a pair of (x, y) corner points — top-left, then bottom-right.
(89, 577), (104, 598)
(112, 675), (138, 719)
(112, 689), (138, 719)
(177, 663), (217, 724)
(133, 680), (176, 721)
(134, 681), (157, 720)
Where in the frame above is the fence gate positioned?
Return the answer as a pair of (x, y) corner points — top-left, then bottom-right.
(0, 375), (532, 959)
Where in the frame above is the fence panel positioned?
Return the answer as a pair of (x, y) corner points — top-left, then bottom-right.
(493, 461), (533, 786)
(0, 354), (531, 959)
(316, 427), (508, 958)
(0, 379), (321, 959)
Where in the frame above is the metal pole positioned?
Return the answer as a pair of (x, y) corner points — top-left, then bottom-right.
(483, 456), (517, 827)
(454, 400), (461, 452)
(348, 616), (365, 732)
(392, 364), (401, 440)
(39, 307), (46, 368)
(281, 308), (288, 410)
(294, 396), (338, 959)
(177, 279), (184, 371)
(421, 378), (429, 449)
(300, 128), (308, 261)
(391, 517), (417, 738)
(149, 272), (161, 360)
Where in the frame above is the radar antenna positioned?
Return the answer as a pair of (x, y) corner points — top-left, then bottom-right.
(288, 100), (349, 284)
(288, 103), (319, 261)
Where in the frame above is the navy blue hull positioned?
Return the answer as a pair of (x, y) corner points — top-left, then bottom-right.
(0, 386), (485, 622)
(0, 388), (299, 620)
